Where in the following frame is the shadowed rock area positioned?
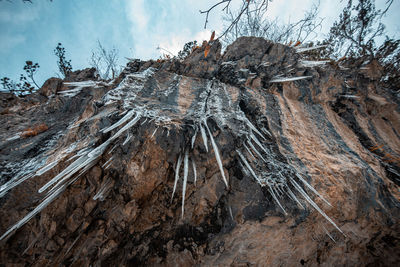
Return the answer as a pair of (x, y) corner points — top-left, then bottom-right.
(0, 37), (399, 266)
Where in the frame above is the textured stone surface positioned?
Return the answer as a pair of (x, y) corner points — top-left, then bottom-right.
(38, 77), (63, 97)
(0, 37), (399, 266)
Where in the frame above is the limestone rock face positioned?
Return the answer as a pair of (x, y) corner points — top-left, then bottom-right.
(0, 37), (399, 266)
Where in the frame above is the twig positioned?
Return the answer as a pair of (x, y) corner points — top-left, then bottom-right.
(157, 46), (174, 56)
(200, 0), (232, 29)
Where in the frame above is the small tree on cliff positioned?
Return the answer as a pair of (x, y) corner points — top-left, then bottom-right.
(326, 0), (390, 59)
(23, 60), (40, 89)
(54, 43), (72, 78)
(177, 41), (198, 60)
(325, 0), (399, 91)
(1, 75), (35, 96)
(1, 60), (40, 96)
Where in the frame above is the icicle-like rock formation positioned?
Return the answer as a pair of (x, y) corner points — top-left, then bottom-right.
(0, 37), (399, 266)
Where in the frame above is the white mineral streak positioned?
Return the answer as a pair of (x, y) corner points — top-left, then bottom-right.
(296, 45), (327, 53)
(5, 134), (20, 141)
(107, 144), (117, 154)
(0, 173), (34, 198)
(321, 223), (336, 243)
(236, 150), (262, 184)
(104, 162), (112, 170)
(266, 184), (287, 214)
(63, 81), (99, 88)
(199, 123), (209, 152)
(171, 153), (183, 201)
(388, 168), (400, 177)
(51, 129), (119, 192)
(0, 131), (64, 198)
(191, 128), (197, 149)
(295, 173), (332, 206)
(237, 149), (286, 214)
(300, 60), (329, 68)
(58, 88), (83, 98)
(101, 109), (135, 133)
(162, 74), (181, 97)
(151, 127), (158, 138)
(181, 149), (189, 218)
(259, 61), (271, 67)
(261, 127), (272, 138)
(102, 157), (113, 168)
(93, 178), (113, 201)
(66, 147), (91, 162)
(290, 178), (343, 234)
(247, 139), (266, 162)
(103, 67), (156, 109)
(286, 186), (305, 209)
(40, 155), (92, 194)
(229, 206), (234, 220)
(250, 132), (269, 155)
(245, 117), (266, 140)
(1, 109), (143, 240)
(204, 119), (229, 188)
(341, 95), (360, 99)
(0, 173), (81, 241)
(192, 159), (197, 185)
(123, 131), (132, 146)
(60, 81), (100, 97)
(270, 76), (312, 83)
(35, 160), (59, 176)
(42, 111), (142, 195)
(243, 142), (256, 159)
(221, 61), (237, 66)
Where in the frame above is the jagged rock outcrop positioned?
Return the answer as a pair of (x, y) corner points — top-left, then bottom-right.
(0, 37), (399, 266)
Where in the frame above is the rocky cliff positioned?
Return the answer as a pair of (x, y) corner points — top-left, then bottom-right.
(0, 37), (399, 266)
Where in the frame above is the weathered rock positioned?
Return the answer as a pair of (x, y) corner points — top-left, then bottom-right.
(0, 37), (399, 266)
(65, 67), (98, 82)
(0, 92), (19, 109)
(38, 77), (63, 97)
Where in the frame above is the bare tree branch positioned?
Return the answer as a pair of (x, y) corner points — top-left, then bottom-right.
(156, 46), (174, 57)
(89, 40), (119, 80)
(200, 0), (231, 29)
(200, 0), (271, 39)
(220, 0), (322, 45)
(381, 0), (393, 16)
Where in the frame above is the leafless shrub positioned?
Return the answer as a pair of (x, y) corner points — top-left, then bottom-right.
(221, 0), (322, 45)
(200, 0), (272, 39)
(89, 41), (120, 80)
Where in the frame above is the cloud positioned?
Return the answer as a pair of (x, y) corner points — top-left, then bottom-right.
(157, 29), (213, 57)
(124, 0), (222, 59)
(126, 0), (149, 30)
(0, 5), (40, 24)
(0, 34), (25, 51)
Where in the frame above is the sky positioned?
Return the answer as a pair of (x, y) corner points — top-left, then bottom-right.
(0, 0), (399, 89)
